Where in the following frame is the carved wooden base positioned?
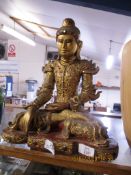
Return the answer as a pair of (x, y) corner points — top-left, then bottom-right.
(2, 128), (27, 143)
(2, 129), (118, 161)
(27, 132), (118, 161)
(28, 132), (77, 155)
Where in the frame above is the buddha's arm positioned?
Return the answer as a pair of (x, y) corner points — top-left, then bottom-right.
(69, 74), (92, 111)
(80, 73), (101, 104)
(32, 71), (55, 109)
(79, 73), (92, 104)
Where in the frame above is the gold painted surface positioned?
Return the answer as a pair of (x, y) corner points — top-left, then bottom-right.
(28, 135), (74, 155)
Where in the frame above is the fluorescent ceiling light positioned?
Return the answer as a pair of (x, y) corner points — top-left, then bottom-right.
(106, 54), (114, 70)
(0, 24), (36, 46)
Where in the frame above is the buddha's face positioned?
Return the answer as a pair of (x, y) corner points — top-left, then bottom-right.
(57, 34), (78, 58)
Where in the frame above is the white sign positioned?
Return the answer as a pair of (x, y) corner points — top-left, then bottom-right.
(44, 139), (55, 155)
(78, 144), (95, 157)
(8, 44), (16, 57)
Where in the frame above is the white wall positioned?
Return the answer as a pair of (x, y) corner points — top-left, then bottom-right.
(93, 61), (120, 110)
(8, 40), (46, 95)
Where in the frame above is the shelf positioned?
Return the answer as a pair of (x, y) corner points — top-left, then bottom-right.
(90, 111), (121, 118)
(96, 86), (120, 90)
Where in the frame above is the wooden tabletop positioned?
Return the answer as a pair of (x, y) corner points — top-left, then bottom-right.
(0, 142), (131, 175)
(5, 103), (24, 108)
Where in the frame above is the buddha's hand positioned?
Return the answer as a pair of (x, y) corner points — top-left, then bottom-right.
(19, 105), (37, 132)
(24, 103), (37, 111)
(45, 102), (70, 112)
(69, 96), (80, 111)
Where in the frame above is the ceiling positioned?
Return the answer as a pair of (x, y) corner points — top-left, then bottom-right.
(0, 0), (131, 67)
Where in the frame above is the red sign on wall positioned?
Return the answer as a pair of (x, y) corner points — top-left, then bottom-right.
(8, 44), (16, 57)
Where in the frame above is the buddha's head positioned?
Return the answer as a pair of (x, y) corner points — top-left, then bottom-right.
(56, 18), (82, 59)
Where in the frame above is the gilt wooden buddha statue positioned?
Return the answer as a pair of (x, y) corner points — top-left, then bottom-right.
(2, 18), (118, 161)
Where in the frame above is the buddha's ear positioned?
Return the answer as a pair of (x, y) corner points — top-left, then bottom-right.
(76, 40), (83, 59)
(77, 40), (83, 49)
